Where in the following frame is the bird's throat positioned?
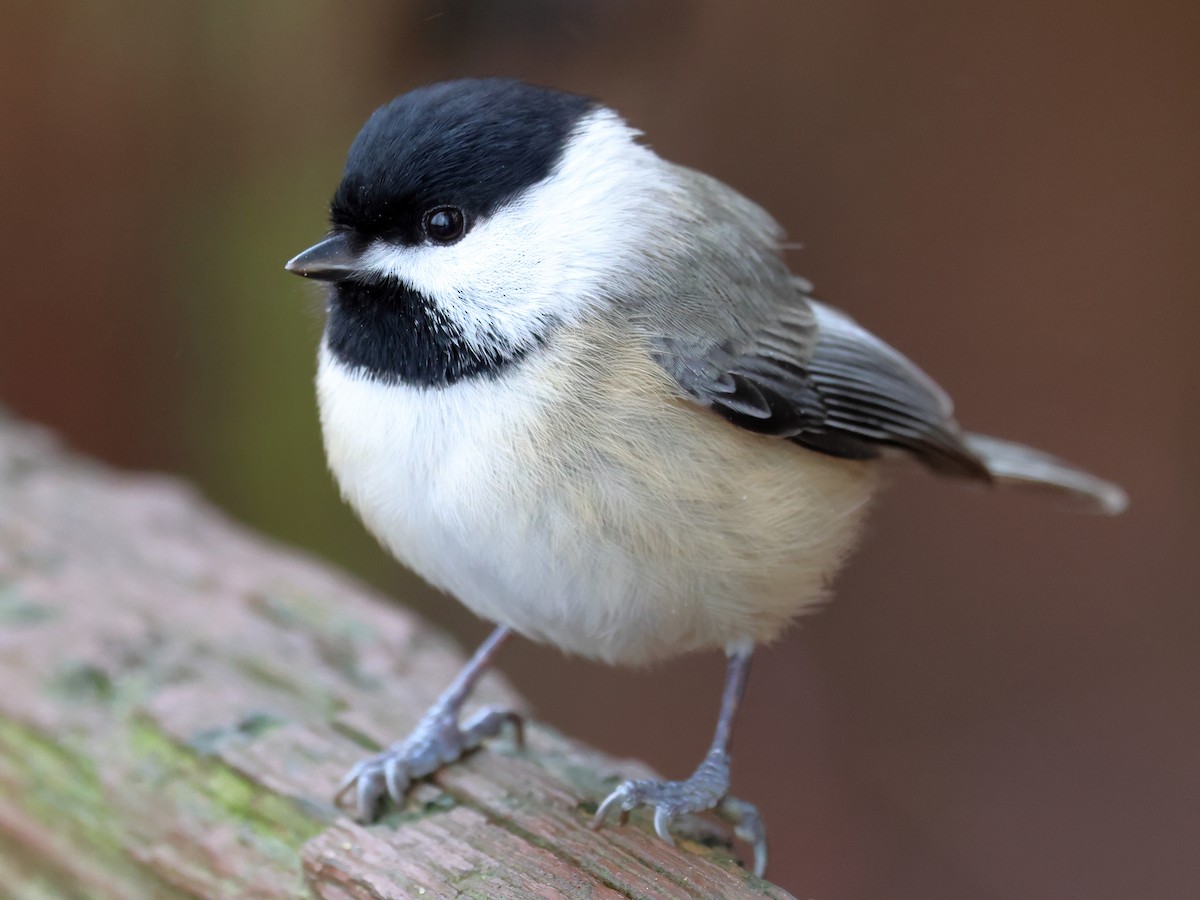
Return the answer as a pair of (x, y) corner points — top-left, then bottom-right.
(324, 279), (528, 387)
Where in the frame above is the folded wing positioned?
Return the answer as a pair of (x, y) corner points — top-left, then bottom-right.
(654, 283), (1124, 513)
(657, 285), (988, 478)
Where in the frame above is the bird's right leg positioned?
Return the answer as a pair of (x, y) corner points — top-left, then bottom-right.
(334, 625), (522, 822)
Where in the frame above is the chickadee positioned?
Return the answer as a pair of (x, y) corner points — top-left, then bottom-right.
(286, 77), (1125, 878)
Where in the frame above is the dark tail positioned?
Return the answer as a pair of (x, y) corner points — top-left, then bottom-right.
(964, 433), (1127, 516)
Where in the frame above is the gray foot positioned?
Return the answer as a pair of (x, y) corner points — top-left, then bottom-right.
(335, 705), (523, 822)
(591, 749), (768, 877)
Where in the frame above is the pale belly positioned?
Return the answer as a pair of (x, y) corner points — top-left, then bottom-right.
(316, 333), (878, 666)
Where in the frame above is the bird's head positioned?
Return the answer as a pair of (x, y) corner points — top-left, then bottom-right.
(287, 78), (678, 386)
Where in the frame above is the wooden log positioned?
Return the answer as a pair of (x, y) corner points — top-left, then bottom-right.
(0, 411), (791, 899)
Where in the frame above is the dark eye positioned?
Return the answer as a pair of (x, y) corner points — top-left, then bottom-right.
(422, 206), (466, 244)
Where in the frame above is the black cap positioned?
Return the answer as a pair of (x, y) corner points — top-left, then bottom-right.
(330, 78), (595, 244)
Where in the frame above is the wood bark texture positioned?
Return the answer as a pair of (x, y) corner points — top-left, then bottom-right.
(0, 412), (792, 899)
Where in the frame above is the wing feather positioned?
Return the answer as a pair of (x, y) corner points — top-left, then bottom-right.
(655, 286), (989, 479)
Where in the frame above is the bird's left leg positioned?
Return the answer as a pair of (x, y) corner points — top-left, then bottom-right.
(591, 642), (768, 877)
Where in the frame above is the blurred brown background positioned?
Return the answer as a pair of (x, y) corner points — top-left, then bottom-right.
(3, 1), (1197, 897)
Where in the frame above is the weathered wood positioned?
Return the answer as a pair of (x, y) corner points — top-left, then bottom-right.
(0, 412), (790, 899)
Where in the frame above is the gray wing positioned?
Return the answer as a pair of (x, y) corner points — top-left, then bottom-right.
(654, 283), (990, 479)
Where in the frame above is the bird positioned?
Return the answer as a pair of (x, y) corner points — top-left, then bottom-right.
(285, 77), (1126, 878)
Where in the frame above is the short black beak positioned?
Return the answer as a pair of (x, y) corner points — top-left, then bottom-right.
(285, 233), (360, 282)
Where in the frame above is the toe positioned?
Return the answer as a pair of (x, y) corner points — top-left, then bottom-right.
(719, 796), (769, 878)
(353, 764), (386, 823)
(462, 707), (524, 750)
(383, 753), (410, 802)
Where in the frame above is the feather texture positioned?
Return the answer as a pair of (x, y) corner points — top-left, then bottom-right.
(655, 265), (990, 478)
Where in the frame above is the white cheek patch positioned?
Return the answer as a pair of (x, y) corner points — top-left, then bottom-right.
(359, 109), (682, 354)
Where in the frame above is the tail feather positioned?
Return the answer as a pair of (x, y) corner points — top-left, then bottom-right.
(964, 433), (1128, 516)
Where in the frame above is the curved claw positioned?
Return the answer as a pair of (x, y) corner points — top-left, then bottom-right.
(592, 778), (683, 846)
(590, 784), (629, 830)
(653, 805), (676, 845)
(751, 838), (768, 880)
(334, 760), (366, 805)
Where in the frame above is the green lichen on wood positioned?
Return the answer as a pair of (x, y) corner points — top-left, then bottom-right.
(0, 717), (171, 895)
(0, 835), (93, 900)
(0, 585), (57, 627)
(0, 712), (328, 898)
(127, 715), (329, 848)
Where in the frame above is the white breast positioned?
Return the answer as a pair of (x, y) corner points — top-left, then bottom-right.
(316, 327), (878, 666)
